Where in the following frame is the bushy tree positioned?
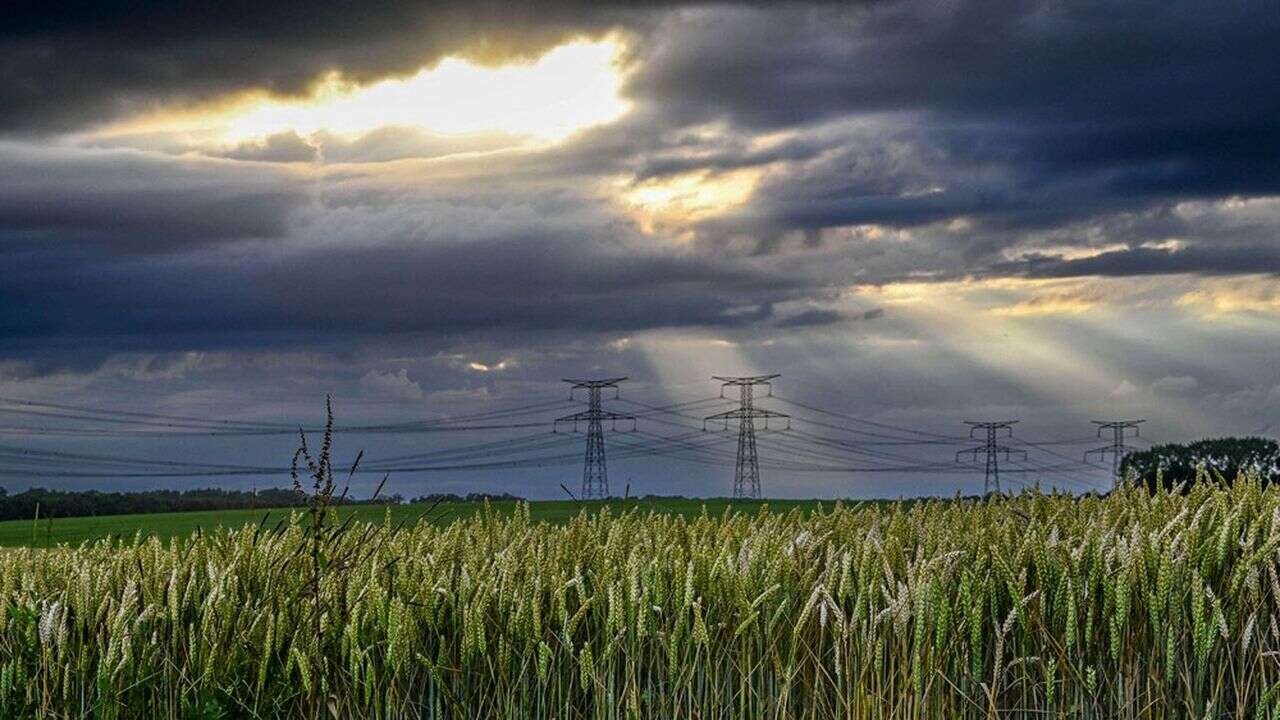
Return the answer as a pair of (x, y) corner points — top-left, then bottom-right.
(1121, 436), (1280, 490)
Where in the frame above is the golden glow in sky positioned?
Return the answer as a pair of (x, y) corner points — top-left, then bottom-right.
(621, 168), (763, 235)
(93, 35), (768, 236)
(112, 39), (630, 144)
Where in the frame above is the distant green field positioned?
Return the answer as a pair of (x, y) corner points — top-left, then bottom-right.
(0, 498), (838, 547)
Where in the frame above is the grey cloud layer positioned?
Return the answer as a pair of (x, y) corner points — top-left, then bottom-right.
(2, 0), (1279, 355)
(0, 144), (819, 348)
(0, 144), (308, 251)
(623, 3), (1280, 265)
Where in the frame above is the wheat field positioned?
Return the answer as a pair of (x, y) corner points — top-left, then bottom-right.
(1, 474), (1277, 718)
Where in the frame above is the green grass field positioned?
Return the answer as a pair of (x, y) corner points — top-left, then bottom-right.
(0, 497), (833, 547)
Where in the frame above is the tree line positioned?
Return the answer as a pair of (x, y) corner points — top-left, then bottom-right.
(0, 486), (408, 522)
(1120, 436), (1280, 490)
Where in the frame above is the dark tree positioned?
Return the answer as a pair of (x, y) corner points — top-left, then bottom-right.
(1121, 437), (1280, 491)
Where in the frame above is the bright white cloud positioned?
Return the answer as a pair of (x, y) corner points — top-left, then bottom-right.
(109, 39), (630, 146)
(360, 368), (424, 400)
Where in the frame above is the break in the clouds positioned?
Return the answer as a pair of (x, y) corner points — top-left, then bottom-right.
(0, 0), (1278, 497)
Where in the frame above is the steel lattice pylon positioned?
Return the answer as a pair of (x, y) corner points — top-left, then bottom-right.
(956, 420), (1026, 495)
(704, 375), (789, 499)
(556, 378), (635, 500)
(1086, 419), (1145, 488)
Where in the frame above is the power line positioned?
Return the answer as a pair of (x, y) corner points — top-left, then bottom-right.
(1007, 435), (1114, 487)
(615, 397), (730, 419)
(763, 396), (1113, 491)
(1003, 456), (1108, 492)
(771, 395), (968, 441)
(0, 396), (296, 429)
(0, 420), (559, 438)
(0, 396), (572, 437)
(785, 428), (965, 468)
(0, 429), (1108, 482)
(0, 445), (282, 473)
(0, 383), (1160, 498)
(361, 433), (572, 466)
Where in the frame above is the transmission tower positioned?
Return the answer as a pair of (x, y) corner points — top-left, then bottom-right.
(956, 420), (1026, 495)
(704, 375), (790, 499)
(555, 378), (635, 500)
(1086, 419), (1145, 488)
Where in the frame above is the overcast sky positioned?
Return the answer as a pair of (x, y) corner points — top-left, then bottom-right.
(1, 1), (1278, 499)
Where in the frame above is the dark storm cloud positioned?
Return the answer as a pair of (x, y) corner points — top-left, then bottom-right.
(13, 0), (1274, 260)
(0, 230), (812, 345)
(0, 0), (1277, 353)
(1010, 245), (1280, 279)
(619, 2), (1280, 263)
(0, 144), (307, 251)
(774, 309), (845, 328)
(0, 0), (681, 134)
(630, 3), (1280, 135)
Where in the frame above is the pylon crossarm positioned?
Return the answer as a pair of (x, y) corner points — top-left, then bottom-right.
(555, 412), (586, 427)
(712, 374), (780, 384)
(704, 408), (788, 421)
(557, 410), (633, 421)
(562, 377), (628, 387)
